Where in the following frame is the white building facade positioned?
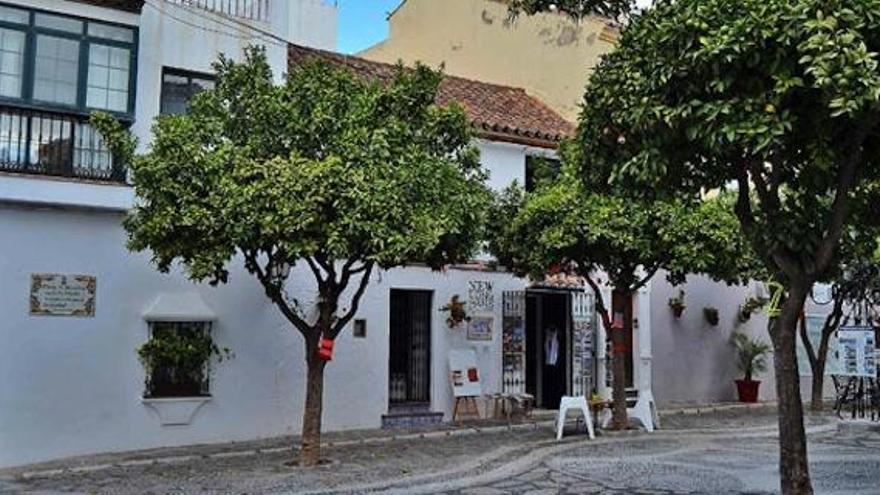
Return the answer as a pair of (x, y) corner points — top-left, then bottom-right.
(0, 1), (637, 469)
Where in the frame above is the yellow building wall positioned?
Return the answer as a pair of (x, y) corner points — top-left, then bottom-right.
(360, 0), (617, 122)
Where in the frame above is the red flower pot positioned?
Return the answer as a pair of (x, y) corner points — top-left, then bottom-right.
(735, 379), (760, 403)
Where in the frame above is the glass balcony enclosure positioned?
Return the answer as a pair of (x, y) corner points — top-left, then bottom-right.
(0, 3), (137, 182)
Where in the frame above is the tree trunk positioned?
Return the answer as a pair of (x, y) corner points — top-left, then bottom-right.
(771, 281), (813, 495)
(298, 339), (327, 466)
(809, 304), (841, 412)
(610, 290), (631, 430)
(809, 338), (830, 412)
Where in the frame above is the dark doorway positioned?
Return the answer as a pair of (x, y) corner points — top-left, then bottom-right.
(540, 293), (568, 408)
(525, 291), (570, 409)
(389, 290), (432, 405)
(526, 295), (538, 399)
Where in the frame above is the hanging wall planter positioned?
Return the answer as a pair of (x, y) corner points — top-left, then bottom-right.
(738, 296), (767, 323)
(440, 295), (470, 329)
(703, 306), (720, 326)
(668, 289), (686, 318)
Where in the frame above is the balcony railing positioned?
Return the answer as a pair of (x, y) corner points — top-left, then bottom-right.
(0, 106), (125, 183)
(168, 0), (271, 22)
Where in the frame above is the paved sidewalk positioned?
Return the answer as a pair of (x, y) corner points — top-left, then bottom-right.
(2, 407), (875, 494)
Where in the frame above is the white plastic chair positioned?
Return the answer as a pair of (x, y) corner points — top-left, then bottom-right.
(555, 396), (596, 440)
(600, 389), (660, 432)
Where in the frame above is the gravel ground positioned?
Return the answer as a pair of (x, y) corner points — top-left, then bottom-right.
(2, 407), (865, 495)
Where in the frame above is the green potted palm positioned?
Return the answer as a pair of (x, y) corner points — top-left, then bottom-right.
(730, 332), (772, 402)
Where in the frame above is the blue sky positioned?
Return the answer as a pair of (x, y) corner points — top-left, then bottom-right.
(337, 0), (402, 54)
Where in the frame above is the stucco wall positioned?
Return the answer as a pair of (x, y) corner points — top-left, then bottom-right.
(360, 0), (616, 122)
(650, 274), (835, 407)
(130, 0), (336, 148)
(0, 132), (537, 468)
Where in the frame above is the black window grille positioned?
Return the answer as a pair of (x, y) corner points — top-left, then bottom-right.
(143, 321), (214, 398)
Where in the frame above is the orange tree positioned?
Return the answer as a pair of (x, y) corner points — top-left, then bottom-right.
(95, 47), (489, 466)
(563, 1), (880, 493)
(489, 168), (754, 429)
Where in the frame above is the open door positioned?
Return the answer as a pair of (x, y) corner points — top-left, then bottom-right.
(389, 290), (432, 405)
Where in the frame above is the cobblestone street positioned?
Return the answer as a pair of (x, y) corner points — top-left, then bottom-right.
(2, 408), (879, 494)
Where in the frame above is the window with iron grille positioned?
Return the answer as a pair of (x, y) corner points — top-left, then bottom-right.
(141, 321), (216, 398)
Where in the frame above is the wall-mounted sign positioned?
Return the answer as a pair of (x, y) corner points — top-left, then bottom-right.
(837, 326), (876, 377)
(30, 274), (96, 317)
(468, 280), (494, 313)
(467, 316), (493, 341)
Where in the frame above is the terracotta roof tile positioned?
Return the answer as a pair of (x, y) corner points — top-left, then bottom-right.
(69, 0), (144, 13)
(288, 44), (573, 148)
(530, 272), (587, 290)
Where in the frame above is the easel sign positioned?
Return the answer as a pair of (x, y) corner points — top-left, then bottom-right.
(449, 349), (481, 397)
(449, 349), (482, 420)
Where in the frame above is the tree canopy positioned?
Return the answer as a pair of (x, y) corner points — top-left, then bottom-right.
(575, 0), (880, 284)
(565, 1), (880, 492)
(490, 177), (754, 293)
(95, 46), (490, 465)
(488, 161), (755, 429)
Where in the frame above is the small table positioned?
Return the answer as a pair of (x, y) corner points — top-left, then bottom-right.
(493, 393), (535, 421)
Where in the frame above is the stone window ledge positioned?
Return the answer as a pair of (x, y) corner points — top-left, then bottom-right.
(142, 397), (211, 426)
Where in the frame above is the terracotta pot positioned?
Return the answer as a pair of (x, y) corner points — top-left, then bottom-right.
(672, 305), (684, 318)
(735, 379), (760, 403)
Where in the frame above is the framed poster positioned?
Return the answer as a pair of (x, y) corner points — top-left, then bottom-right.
(449, 349), (481, 397)
(467, 316), (493, 341)
(30, 274), (96, 317)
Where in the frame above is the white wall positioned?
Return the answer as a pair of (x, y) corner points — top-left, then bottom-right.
(0, 132), (535, 468)
(0, 1), (608, 470)
(650, 273), (835, 406)
(478, 139), (555, 191)
(0, 205), (296, 467)
(131, 0), (337, 148)
(287, 0), (337, 51)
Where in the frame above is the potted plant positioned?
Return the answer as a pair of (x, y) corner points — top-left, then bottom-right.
(703, 306), (720, 326)
(668, 289), (686, 318)
(589, 393), (607, 429)
(138, 327), (231, 398)
(440, 295), (470, 329)
(730, 332), (772, 403)
(738, 296), (767, 323)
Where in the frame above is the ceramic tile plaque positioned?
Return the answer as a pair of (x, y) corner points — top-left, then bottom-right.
(30, 274), (96, 317)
